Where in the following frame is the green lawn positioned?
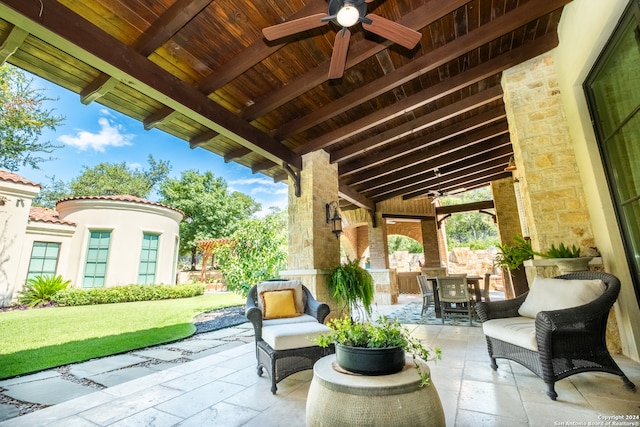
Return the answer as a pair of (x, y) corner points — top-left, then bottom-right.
(0, 293), (244, 379)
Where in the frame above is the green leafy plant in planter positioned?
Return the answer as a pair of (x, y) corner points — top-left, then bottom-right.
(538, 242), (581, 258)
(327, 258), (374, 319)
(538, 242), (592, 274)
(315, 316), (442, 386)
(494, 236), (534, 271)
(494, 236), (534, 296)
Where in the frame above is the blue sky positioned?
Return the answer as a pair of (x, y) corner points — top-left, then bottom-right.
(16, 72), (288, 217)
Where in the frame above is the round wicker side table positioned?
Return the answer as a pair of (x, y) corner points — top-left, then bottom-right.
(306, 354), (445, 427)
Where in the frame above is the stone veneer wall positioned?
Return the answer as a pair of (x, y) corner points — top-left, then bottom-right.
(502, 53), (595, 256)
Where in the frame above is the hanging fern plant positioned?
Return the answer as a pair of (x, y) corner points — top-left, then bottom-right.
(327, 258), (374, 319)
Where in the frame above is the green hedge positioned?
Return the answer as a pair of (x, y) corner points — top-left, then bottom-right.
(53, 284), (205, 306)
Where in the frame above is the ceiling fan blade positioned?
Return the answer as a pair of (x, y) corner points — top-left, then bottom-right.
(263, 13), (329, 41)
(328, 28), (351, 79)
(361, 14), (422, 49)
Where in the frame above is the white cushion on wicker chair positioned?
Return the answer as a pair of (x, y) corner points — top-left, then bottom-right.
(483, 317), (537, 351)
(262, 322), (332, 351)
(263, 314), (319, 327)
(518, 277), (605, 318)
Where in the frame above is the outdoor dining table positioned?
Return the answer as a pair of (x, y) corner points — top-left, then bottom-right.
(428, 275), (483, 318)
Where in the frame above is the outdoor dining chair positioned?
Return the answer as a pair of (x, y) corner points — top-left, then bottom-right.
(435, 276), (474, 325)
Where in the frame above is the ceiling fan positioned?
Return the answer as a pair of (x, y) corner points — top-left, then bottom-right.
(262, 0), (422, 79)
(425, 187), (466, 204)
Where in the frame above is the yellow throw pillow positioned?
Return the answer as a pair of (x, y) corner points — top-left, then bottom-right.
(261, 289), (299, 320)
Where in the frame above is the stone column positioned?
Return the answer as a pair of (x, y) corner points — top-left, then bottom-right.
(502, 53), (595, 276)
(491, 177), (524, 298)
(280, 150), (340, 309)
(420, 218), (441, 268)
(368, 211), (396, 304)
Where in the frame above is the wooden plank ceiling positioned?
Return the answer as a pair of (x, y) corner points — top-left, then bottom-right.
(0, 0), (571, 211)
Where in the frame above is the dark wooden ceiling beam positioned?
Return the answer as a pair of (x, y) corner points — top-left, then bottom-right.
(353, 133), (512, 192)
(339, 109), (506, 180)
(252, 160), (276, 174)
(328, 28), (559, 164)
(381, 158), (511, 201)
(0, 24), (27, 63)
(334, 87), (504, 169)
(132, 0), (213, 57)
(242, 0), (472, 121)
(0, 0), (302, 170)
(357, 135), (511, 197)
(292, 0), (569, 153)
(189, 129), (218, 149)
(81, 0), (211, 106)
(196, 0), (327, 94)
(339, 182), (376, 212)
(436, 200), (495, 216)
(224, 147), (252, 163)
(401, 169), (513, 201)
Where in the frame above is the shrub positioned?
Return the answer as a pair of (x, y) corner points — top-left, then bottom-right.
(53, 283), (205, 306)
(18, 275), (71, 308)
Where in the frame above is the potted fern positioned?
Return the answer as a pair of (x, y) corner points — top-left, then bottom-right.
(494, 236), (534, 296)
(327, 258), (374, 320)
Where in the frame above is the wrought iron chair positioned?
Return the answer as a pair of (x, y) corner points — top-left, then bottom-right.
(436, 276), (474, 325)
(416, 275), (435, 316)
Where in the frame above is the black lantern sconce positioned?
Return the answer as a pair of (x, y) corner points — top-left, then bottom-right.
(325, 201), (343, 239)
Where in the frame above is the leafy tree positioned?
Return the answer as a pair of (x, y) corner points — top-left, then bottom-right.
(214, 209), (288, 296)
(158, 170), (260, 269)
(0, 64), (64, 171)
(388, 235), (423, 253)
(32, 176), (71, 208)
(441, 187), (499, 249)
(69, 155), (170, 198)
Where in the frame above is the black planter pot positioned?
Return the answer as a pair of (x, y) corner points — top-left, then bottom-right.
(335, 343), (406, 375)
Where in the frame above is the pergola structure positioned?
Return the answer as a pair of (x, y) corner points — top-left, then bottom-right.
(1, 0), (638, 359)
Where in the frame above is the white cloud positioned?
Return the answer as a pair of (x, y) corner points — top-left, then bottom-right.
(128, 162), (142, 170)
(58, 117), (134, 152)
(228, 178), (274, 186)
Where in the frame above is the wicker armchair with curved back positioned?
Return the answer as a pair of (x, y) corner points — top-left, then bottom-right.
(245, 280), (333, 394)
(476, 271), (636, 400)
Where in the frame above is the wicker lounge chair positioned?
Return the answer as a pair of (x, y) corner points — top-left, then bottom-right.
(245, 281), (334, 393)
(476, 271), (636, 400)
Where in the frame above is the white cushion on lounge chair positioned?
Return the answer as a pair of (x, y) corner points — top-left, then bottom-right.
(262, 322), (332, 351)
(483, 317), (537, 351)
(262, 314), (318, 327)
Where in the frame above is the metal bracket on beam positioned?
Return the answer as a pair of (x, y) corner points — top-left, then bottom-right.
(283, 163), (301, 197)
(437, 214), (452, 229)
(479, 210), (497, 223)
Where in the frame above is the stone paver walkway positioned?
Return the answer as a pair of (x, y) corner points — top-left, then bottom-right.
(0, 324), (254, 423)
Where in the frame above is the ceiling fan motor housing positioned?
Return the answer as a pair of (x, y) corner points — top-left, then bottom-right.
(328, 0), (368, 27)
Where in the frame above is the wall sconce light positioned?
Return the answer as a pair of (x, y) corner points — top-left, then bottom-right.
(325, 201), (343, 239)
(504, 156), (517, 172)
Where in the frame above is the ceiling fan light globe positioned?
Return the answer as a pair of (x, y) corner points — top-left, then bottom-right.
(336, 5), (360, 27)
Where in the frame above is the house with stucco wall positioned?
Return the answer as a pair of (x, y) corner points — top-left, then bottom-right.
(0, 170), (183, 307)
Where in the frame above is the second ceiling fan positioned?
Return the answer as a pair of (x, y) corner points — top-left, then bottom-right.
(262, 0), (422, 79)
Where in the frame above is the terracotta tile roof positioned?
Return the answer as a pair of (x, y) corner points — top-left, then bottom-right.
(29, 207), (76, 226)
(56, 195), (184, 215)
(0, 170), (41, 187)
